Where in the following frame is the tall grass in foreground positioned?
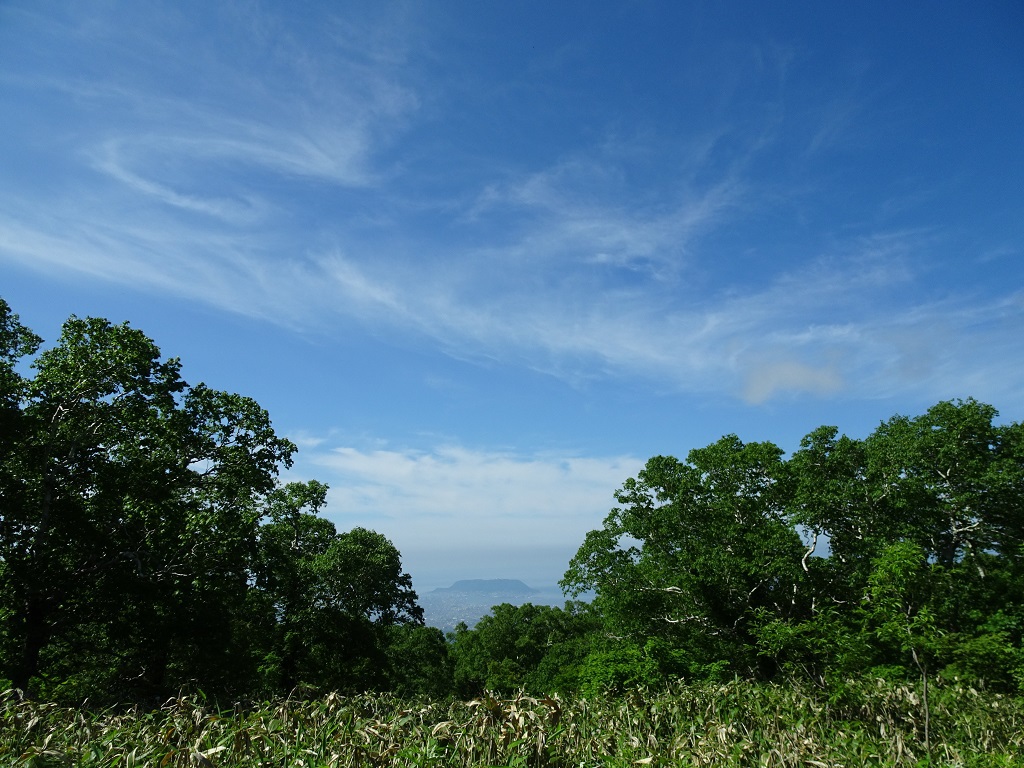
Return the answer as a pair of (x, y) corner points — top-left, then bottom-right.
(3, 679), (1022, 767)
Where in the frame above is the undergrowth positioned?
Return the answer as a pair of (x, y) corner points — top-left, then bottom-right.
(2, 678), (1020, 767)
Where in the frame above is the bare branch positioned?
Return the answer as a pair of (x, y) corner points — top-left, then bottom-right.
(802, 531), (819, 572)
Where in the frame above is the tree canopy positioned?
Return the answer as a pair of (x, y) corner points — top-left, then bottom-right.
(3, 295), (1023, 704)
(0, 298), (440, 704)
(554, 398), (1024, 693)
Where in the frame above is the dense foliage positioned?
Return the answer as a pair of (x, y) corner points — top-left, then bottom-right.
(3, 294), (1024, 720)
(451, 400), (1024, 699)
(0, 298), (435, 704)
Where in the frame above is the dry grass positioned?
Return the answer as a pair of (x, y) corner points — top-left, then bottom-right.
(2, 678), (1021, 767)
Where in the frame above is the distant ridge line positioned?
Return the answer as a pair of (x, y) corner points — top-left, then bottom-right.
(431, 578), (538, 594)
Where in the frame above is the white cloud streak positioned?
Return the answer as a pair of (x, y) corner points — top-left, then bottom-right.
(4, 192), (1022, 407)
(293, 442), (643, 588)
(2, 4), (1021, 408)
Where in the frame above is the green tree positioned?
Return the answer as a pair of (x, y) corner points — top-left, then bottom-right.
(863, 541), (941, 759)
(0, 298), (41, 427)
(450, 602), (597, 696)
(562, 438), (808, 683)
(0, 298), (443, 702)
(250, 480), (334, 693)
(252, 483), (423, 694)
(0, 306), (293, 701)
(385, 624), (454, 699)
(0, 299), (42, 691)
(865, 399), (1023, 567)
(790, 399), (1024, 686)
(565, 400), (1024, 690)
(305, 527), (424, 693)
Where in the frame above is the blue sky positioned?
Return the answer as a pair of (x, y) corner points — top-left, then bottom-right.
(2, 1), (1022, 591)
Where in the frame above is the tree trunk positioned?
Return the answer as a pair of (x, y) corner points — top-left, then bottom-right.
(12, 593), (50, 696)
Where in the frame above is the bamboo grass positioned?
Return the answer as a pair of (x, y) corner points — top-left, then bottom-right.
(2, 678), (1021, 767)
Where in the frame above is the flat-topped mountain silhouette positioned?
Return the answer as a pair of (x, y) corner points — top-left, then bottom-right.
(431, 578), (537, 595)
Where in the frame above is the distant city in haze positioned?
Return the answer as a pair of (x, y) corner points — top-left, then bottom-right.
(1, 1), (1021, 593)
(420, 580), (573, 635)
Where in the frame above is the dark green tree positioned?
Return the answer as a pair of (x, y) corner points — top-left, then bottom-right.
(0, 300), (43, 691)
(789, 399), (1024, 687)
(564, 400), (1024, 691)
(450, 601), (598, 696)
(0, 311), (296, 701)
(0, 299), (432, 703)
(562, 437), (808, 683)
(252, 482), (423, 694)
(249, 480), (334, 694)
(384, 624), (454, 699)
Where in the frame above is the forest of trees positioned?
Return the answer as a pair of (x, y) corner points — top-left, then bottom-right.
(0, 298), (447, 704)
(2, 296), (1023, 707)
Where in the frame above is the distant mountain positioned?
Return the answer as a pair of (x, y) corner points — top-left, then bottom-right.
(419, 579), (564, 634)
(431, 578), (537, 595)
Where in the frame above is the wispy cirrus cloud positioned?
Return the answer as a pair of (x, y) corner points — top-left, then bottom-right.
(463, 146), (744, 284)
(2, 3), (1021, 410)
(89, 139), (272, 224)
(301, 227), (1024, 409)
(4, 183), (1022, 409)
(4, 2), (419, 219)
(0, 4), (423, 325)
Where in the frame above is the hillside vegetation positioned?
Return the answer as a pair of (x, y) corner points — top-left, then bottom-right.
(4, 679), (1022, 767)
(3, 296), (1024, 763)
